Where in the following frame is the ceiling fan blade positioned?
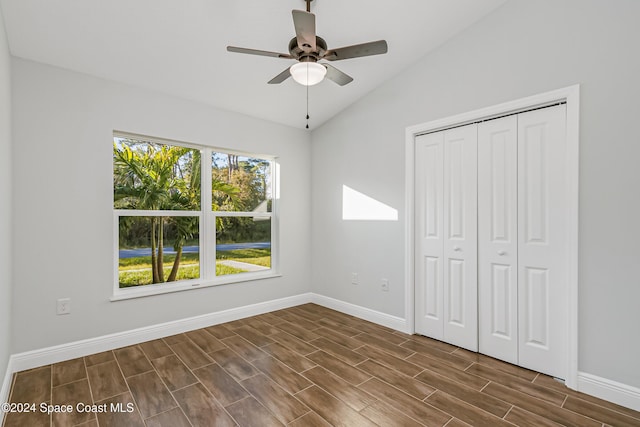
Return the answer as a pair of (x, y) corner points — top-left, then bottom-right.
(227, 46), (293, 59)
(268, 67), (292, 84)
(292, 10), (316, 53)
(323, 64), (354, 86)
(323, 40), (388, 61)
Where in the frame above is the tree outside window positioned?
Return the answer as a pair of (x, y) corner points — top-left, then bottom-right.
(113, 134), (275, 294)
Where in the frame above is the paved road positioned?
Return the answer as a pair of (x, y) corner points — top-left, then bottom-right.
(119, 242), (270, 258)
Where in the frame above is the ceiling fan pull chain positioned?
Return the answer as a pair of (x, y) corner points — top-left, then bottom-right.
(306, 0), (311, 13)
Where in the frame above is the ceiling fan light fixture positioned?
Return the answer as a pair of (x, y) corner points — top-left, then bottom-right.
(290, 62), (326, 86)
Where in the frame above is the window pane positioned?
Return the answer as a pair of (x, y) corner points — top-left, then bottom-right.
(211, 152), (271, 212)
(215, 216), (271, 276)
(118, 216), (200, 288)
(114, 137), (201, 210)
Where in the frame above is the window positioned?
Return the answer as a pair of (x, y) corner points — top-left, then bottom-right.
(113, 133), (277, 299)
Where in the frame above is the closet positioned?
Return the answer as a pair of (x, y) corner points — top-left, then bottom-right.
(414, 104), (568, 379)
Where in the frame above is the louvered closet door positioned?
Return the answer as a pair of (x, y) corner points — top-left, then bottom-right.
(415, 124), (478, 351)
(517, 105), (568, 379)
(478, 115), (518, 364)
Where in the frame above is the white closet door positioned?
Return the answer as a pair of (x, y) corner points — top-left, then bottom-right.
(415, 124), (478, 351)
(517, 105), (568, 379)
(414, 132), (444, 340)
(442, 125), (478, 351)
(478, 116), (518, 364)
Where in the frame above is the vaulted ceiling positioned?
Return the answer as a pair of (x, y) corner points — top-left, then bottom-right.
(0, 0), (507, 128)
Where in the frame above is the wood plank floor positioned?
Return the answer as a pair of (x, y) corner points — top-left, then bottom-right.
(3, 304), (640, 427)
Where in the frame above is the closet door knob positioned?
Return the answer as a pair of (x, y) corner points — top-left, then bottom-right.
(453, 246), (462, 252)
(497, 250), (506, 256)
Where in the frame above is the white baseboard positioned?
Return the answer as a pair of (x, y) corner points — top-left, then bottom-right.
(578, 372), (640, 412)
(6, 292), (408, 376)
(310, 293), (408, 333)
(9, 293), (312, 373)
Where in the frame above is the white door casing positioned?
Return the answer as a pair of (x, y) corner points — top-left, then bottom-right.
(478, 115), (519, 364)
(406, 85), (579, 389)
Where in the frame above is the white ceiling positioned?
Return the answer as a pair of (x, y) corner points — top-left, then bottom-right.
(0, 0), (507, 129)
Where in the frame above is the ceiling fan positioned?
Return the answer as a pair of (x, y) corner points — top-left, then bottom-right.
(226, 0), (388, 87)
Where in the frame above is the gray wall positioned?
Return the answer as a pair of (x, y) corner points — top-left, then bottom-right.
(311, 0), (640, 388)
(10, 58), (311, 353)
(0, 4), (12, 387)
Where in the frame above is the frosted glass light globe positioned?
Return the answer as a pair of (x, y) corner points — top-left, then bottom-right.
(290, 62), (326, 86)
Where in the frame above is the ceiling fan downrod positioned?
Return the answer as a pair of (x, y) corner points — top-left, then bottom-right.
(305, 0), (313, 13)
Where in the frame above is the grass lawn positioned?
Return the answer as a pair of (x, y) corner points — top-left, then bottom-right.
(119, 248), (271, 287)
(215, 248), (271, 268)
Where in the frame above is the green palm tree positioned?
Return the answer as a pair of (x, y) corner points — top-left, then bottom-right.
(165, 152), (200, 282)
(114, 140), (249, 285)
(114, 140), (199, 283)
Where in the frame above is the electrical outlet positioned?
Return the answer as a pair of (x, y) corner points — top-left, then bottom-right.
(57, 298), (71, 315)
(351, 273), (359, 285)
(381, 279), (389, 292)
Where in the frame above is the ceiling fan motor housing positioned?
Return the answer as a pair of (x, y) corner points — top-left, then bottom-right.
(288, 36), (327, 62)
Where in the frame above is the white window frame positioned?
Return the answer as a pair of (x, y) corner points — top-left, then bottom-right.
(112, 132), (280, 301)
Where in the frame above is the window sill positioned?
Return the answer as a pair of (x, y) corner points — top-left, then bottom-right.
(110, 271), (282, 302)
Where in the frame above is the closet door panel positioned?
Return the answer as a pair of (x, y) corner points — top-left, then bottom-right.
(523, 267), (549, 346)
(491, 265), (513, 335)
(517, 105), (568, 379)
(447, 259), (465, 325)
(478, 116), (518, 364)
(423, 256), (440, 320)
(414, 132), (444, 339)
(443, 124), (478, 351)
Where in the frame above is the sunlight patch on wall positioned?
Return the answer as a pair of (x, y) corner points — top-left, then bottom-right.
(342, 185), (398, 221)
